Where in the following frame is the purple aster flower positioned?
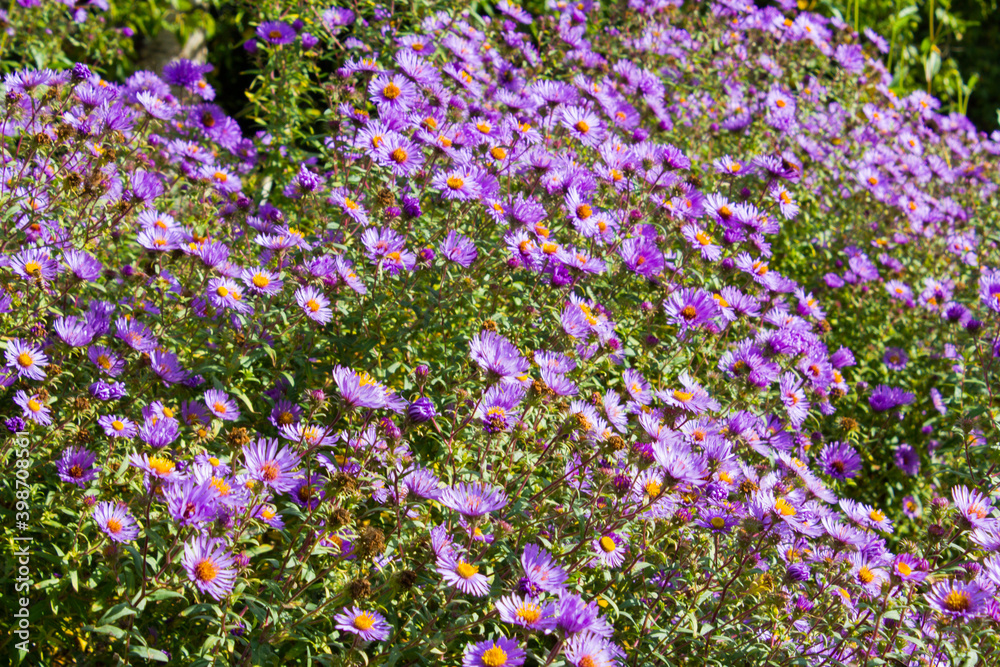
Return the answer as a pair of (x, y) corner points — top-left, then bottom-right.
(565, 632), (617, 667)
(952, 485), (994, 529)
(115, 317), (158, 352)
(618, 237), (664, 278)
(591, 532), (628, 568)
(368, 73), (418, 112)
(93, 501), (140, 542)
(555, 593), (601, 634)
(469, 331), (529, 384)
(150, 350), (188, 385)
(63, 249), (102, 281)
(474, 383), (525, 433)
(138, 418), (180, 448)
(89, 380), (127, 401)
(438, 554), (491, 596)
(204, 389), (240, 421)
(407, 397), (436, 423)
(894, 442), (920, 475)
(241, 266), (283, 296)
(883, 347), (909, 371)
(182, 536), (237, 601)
(892, 553), (928, 583)
(290, 474), (325, 510)
(495, 594), (556, 633)
(925, 580), (989, 621)
(331, 365), (390, 410)
(818, 441), (861, 480)
(560, 106), (605, 147)
(439, 230), (478, 267)
(165, 478), (218, 529)
(663, 288), (721, 337)
(869, 385), (915, 411)
(242, 438), (300, 493)
(256, 21), (296, 45)
(779, 373), (810, 427)
(162, 58), (213, 88)
(295, 285), (333, 324)
(440, 482), (508, 517)
(5, 338), (48, 381)
(11, 247), (60, 281)
(462, 636), (525, 667)
(54, 316), (94, 347)
(518, 544), (568, 597)
(98, 414), (137, 439)
(14, 390), (51, 425)
(88, 345), (125, 377)
(57, 447), (100, 486)
(334, 606), (391, 642)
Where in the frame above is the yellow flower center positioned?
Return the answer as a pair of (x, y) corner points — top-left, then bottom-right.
(252, 273), (270, 288)
(481, 646), (507, 667)
(944, 589), (970, 612)
(112, 420), (125, 431)
(576, 204), (593, 219)
(515, 602), (541, 624)
(194, 559), (219, 582)
(353, 612), (376, 631)
(446, 176), (464, 190)
(24, 261), (41, 275)
(574, 120), (590, 133)
(106, 518), (122, 534)
(673, 390), (693, 402)
(858, 567), (874, 584)
(896, 562), (912, 576)
(149, 457), (174, 476)
(775, 498), (796, 516)
(869, 509), (885, 522)
(390, 147), (408, 164)
(490, 146), (507, 160)
(27, 399), (41, 412)
(710, 516), (726, 529)
(306, 299), (321, 313)
(16, 352), (33, 367)
(383, 82), (401, 99)
(599, 536), (616, 553)
(216, 285), (229, 297)
(455, 560), (479, 579)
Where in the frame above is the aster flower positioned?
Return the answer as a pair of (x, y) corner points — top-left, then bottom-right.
(202, 389), (240, 422)
(241, 266), (283, 296)
(818, 441), (861, 480)
(474, 383), (525, 433)
(54, 316), (94, 347)
(925, 580), (988, 621)
(440, 230), (478, 267)
(256, 21), (296, 45)
(433, 168), (482, 201)
(98, 414), (138, 439)
(14, 390), (51, 425)
(331, 365), (391, 410)
(883, 347), (909, 371)
(560, 106), (604, 147)
(5, 339), (48, 381)
(294, 285), (333, 324)
(115, 318), (158, 352)
(894, 442), (920, 476)
(869, 385), (914, 411)
(591, 532), (628, 568)
(182, 536), (237, 601)
(439, 482), (508, 517)
(519, 544), (568, 596)
(164, 478), (218, 529)
(368, 73), (418, 112)
(469, 331), (529, 384)
(565, 632), (618, 667)
(952, 485), (994, 529)
(891, 554), (927, 583)
(779, 373), (810, 427)
(463, 637), (525, 667)
(242, 438), (301, 493)
(555, 593), (602, 635)
(334, 606), (391, 642)
(57, 447), (100, 486)
(11, 247), (60, 281)
(696, 507), (738, 534)
(495, 594), (556, 633)
(93, 501), (140, 543)
(129, 452), (182, 482)
(438, 554), (491, 596)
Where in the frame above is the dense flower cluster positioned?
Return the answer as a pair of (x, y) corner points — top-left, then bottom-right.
(2, 0), (1000, 665)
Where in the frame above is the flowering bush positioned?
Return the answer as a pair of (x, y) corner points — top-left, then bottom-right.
(3, 1), (1000, 665)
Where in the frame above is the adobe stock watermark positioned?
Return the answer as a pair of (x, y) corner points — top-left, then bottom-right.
(11, 435), (32, 654)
